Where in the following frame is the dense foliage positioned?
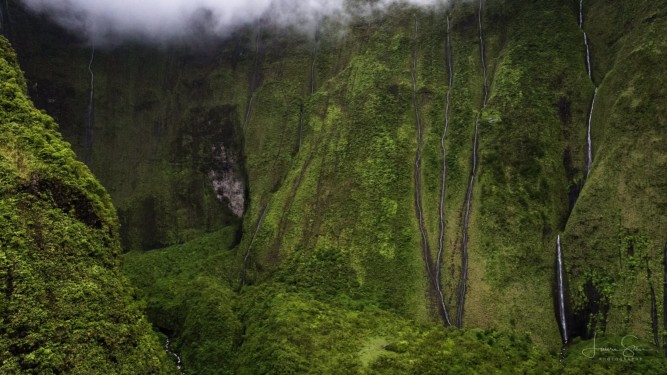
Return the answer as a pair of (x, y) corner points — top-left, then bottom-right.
(3, 0), (666, 373)
(0, 36), (176, 373)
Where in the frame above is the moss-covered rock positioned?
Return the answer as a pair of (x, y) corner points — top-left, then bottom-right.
(0, 36), (176, 374)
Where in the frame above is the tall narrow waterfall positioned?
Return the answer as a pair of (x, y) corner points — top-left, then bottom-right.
(435, 14), (454, 328)
(411, 17), (433, 282)
(457, 0), (487, 328)
(243, 28), (261, 133)
(586, 88), (598, 178)
(84, 47), (95, 164)
(556, 235), (569, 345)
(580, 0), (597, 178)
(239, 203), (269, 289)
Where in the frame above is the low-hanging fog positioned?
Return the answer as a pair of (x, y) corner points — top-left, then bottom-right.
(19, 0), (451, 45)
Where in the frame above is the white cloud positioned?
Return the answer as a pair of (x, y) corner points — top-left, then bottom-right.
(19, 0), (451, 45)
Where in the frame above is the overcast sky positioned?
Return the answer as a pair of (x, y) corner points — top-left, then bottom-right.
(20, 0), (450, 45)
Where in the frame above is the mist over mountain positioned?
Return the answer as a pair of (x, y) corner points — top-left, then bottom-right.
(19, 0), (450, 44)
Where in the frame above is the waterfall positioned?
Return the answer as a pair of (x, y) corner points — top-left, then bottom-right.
(239, 203), (269, 289)
(478, 0), (489, 105)
(310, 55), (316, 95)
(457, 128), (476, 328)
(579, 0), (592, 80)
(556, 235), (569, 345)
(243, 28), (261, 133)
(583, 33), (593, 81)
(165, 338), (184, 373)
(580, 1), (597, 178)
(85, 47), (95, 164)
(297, 105), (304, 152)
(585, 88), (597, 178)
(435, 14), (454, 328)
(411, 17), (433, 280)
(457, 0), (487, 328)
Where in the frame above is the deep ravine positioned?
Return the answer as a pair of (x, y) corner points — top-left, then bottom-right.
(435, 14), (454, 328)
(456, 0), (487, 328)
(555, 235), (569, 345)
(84, 47), (95, 164)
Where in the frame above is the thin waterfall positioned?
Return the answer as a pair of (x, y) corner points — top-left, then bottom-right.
(579, 0), (592, 81)
(580, 1), (597, 178)
(310, 55), (316, 95)
(298, 29), (318, 153)
(411, 16), (433, 281)
(165, 338), (184, 373)
(556, 235), (569, 345)
(85, 47), (95, 164)
(478, 0), (489, 105)
(297, 105), (304, 152)
(457, 0), (487, 328)
(435, 14), (454, 328)
(243, 28), (261, 133)
(583, 33), (592, 80)
(239, 203), (269, 289)
(586, 88), (597, 178)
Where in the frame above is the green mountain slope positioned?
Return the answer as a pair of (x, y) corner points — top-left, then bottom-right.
(0, 36), (176, 374)
(4, 0), (666, 372)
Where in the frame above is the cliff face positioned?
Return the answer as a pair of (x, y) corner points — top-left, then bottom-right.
(4, 0), (667, 372)
(0, 37), (176, 373)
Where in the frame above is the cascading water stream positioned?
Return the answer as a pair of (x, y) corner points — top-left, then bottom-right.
(411, 17), (433, 281)
(434, 14), (455, 328)
(586, 88), (597, 178)
(457, 0), (487, 328)
(297, 105), (304, 152)
(165, 338), (184, 373)
(243, 29), (261, 133)
(85, 47), (95, 164)
(310, 55), (316, 95)
(239, 203), (269, 289)
(580, 0), (597, 178)
(556, 235), (569, 345)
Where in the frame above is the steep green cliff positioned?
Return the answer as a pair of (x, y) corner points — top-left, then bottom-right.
(4, 0), (666, 372)
(0, 37), (176, 373)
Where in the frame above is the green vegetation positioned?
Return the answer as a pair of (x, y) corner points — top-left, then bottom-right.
(0, 36), (175, 373)
(2, 0), (665, 373)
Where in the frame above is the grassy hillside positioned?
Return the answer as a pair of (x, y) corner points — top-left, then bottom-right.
(6, 0), (667, 372)
(0, 36), (176, 374)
